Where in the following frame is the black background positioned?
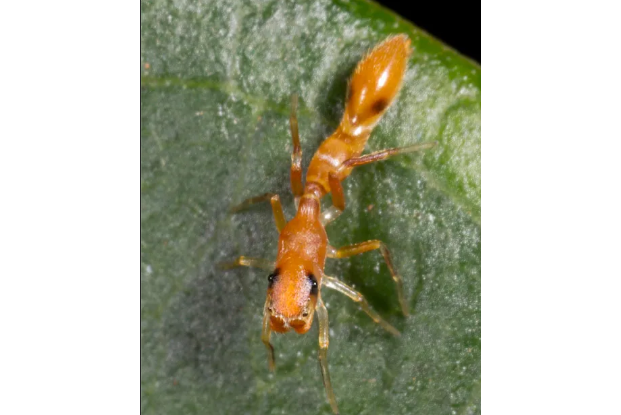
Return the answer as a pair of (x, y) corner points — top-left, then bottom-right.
(375, 1), (481, 63)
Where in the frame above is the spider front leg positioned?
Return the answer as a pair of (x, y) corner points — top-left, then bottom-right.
(262, 299), (276, 372)
(218, 256), (275, 271)
(316, 296), (339, 414)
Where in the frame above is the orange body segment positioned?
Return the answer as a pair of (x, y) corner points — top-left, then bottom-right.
(341, 34), (411, 135)
(305, 34), (411, 195)
(267, 196), (326, 334)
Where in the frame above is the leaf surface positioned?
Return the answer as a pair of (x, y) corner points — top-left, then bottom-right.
(141, 1), (480, 413)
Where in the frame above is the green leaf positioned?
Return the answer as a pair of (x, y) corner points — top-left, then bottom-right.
(141, 1), (480, 414)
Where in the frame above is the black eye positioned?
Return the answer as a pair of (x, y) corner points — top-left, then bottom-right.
(268, 269), (279, 288)
(308, 273), (318, 296)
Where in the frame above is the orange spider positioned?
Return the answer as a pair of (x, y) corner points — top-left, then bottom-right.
(221, 34), (437, 414)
